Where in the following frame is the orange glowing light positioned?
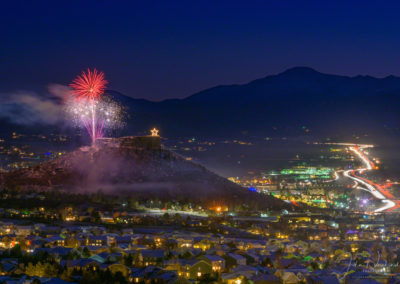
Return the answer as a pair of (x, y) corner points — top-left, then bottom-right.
(150, 128), (159, 136)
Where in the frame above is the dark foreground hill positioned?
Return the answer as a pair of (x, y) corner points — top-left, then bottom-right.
(0, 136), (293, 211)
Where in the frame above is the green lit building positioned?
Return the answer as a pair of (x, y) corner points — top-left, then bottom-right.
(279, 166), (333, 181)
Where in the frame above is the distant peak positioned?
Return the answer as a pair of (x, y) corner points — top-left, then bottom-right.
(281, 66), (319, 75)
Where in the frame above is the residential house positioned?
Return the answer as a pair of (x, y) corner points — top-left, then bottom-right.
(199, 254), (226, 272)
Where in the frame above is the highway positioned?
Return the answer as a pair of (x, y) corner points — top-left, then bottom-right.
(343, 146), (400, 213)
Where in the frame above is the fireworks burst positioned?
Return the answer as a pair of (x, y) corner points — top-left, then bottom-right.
(66, 96), (124, 141)
(68, 69), (124, 144)
(70, 69), (107, 101)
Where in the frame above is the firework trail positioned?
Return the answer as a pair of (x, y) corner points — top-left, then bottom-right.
(66, 96), (124, 141)
(69, 69), (122, 144)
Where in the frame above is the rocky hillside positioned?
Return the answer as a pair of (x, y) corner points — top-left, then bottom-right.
(0, 136), (293, 211)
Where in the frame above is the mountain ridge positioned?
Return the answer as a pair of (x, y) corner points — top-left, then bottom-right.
(2, 66), (400, 140)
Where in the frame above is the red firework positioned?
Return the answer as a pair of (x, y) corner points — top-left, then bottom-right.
(69, 68), (108, 100)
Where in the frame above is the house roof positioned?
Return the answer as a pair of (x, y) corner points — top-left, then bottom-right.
(34, 247), (73, 256)
(307, 275), (339, 284)
(61, 258), (100, 268)
(228, 253), (246, 261)
(251, 273), (280, 282)
(202, 254), (224, 262)
(233, 265), (258, 273)
(222, 271), (253, 280)
(351, 279), (381, 284)
(149, 271), (177, 280)
(38, 277), (74, 284)
(141, 249), (165, 258)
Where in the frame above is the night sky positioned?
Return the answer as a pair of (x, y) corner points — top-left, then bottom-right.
(2, 1), (400, 101)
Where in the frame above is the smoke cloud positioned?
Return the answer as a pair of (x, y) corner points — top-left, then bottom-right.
(0, 84), (71, 125)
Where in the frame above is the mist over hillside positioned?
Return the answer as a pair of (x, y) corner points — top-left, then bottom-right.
(0, 136), (294, 211)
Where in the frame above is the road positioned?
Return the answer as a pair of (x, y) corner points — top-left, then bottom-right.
(343, 146), (400, 213)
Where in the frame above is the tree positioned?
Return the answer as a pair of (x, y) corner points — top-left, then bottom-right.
(25, 262), (59, 277)
(123, 254), (133, 266)
(25, 262), (37, 277)
(163, 239), (177, 250)
(9, 244), (22, 258)
(82, 247), (91, 258)
(199, 273), (218, 283)
(113, 271), (128, 284)
(173, 277), (191, 284)
(81, 270), (100, 284)
(44, 262), (59, 277)
(261, 257), (273, 267)
(163, 213), (170, 223)
(91, 211), (101, 223)
(65, 250), (80, 260)
(310, 261), (319, 271)
(227, 241), (236, 249)
(180, 251), (192, 259)
(173, 213), (182, 224)
(60, 268), (73, 282)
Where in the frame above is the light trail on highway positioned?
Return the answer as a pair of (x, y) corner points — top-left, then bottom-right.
(343, 146), (400, 213)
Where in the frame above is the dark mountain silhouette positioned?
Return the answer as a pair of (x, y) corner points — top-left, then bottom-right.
(2, 67), (400, 141)
(108, 67), (400, 141)
(0, 136), (293, 211)
(185, 66), (400, 102)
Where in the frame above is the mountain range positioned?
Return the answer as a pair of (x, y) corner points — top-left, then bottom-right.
(2, 67), (400, 141)
(103, 66), (400, 141)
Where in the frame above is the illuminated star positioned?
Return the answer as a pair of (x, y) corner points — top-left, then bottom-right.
(150, 128), (159, 136)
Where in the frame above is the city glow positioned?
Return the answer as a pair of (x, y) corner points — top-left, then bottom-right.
(345, 146), (400, 213)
